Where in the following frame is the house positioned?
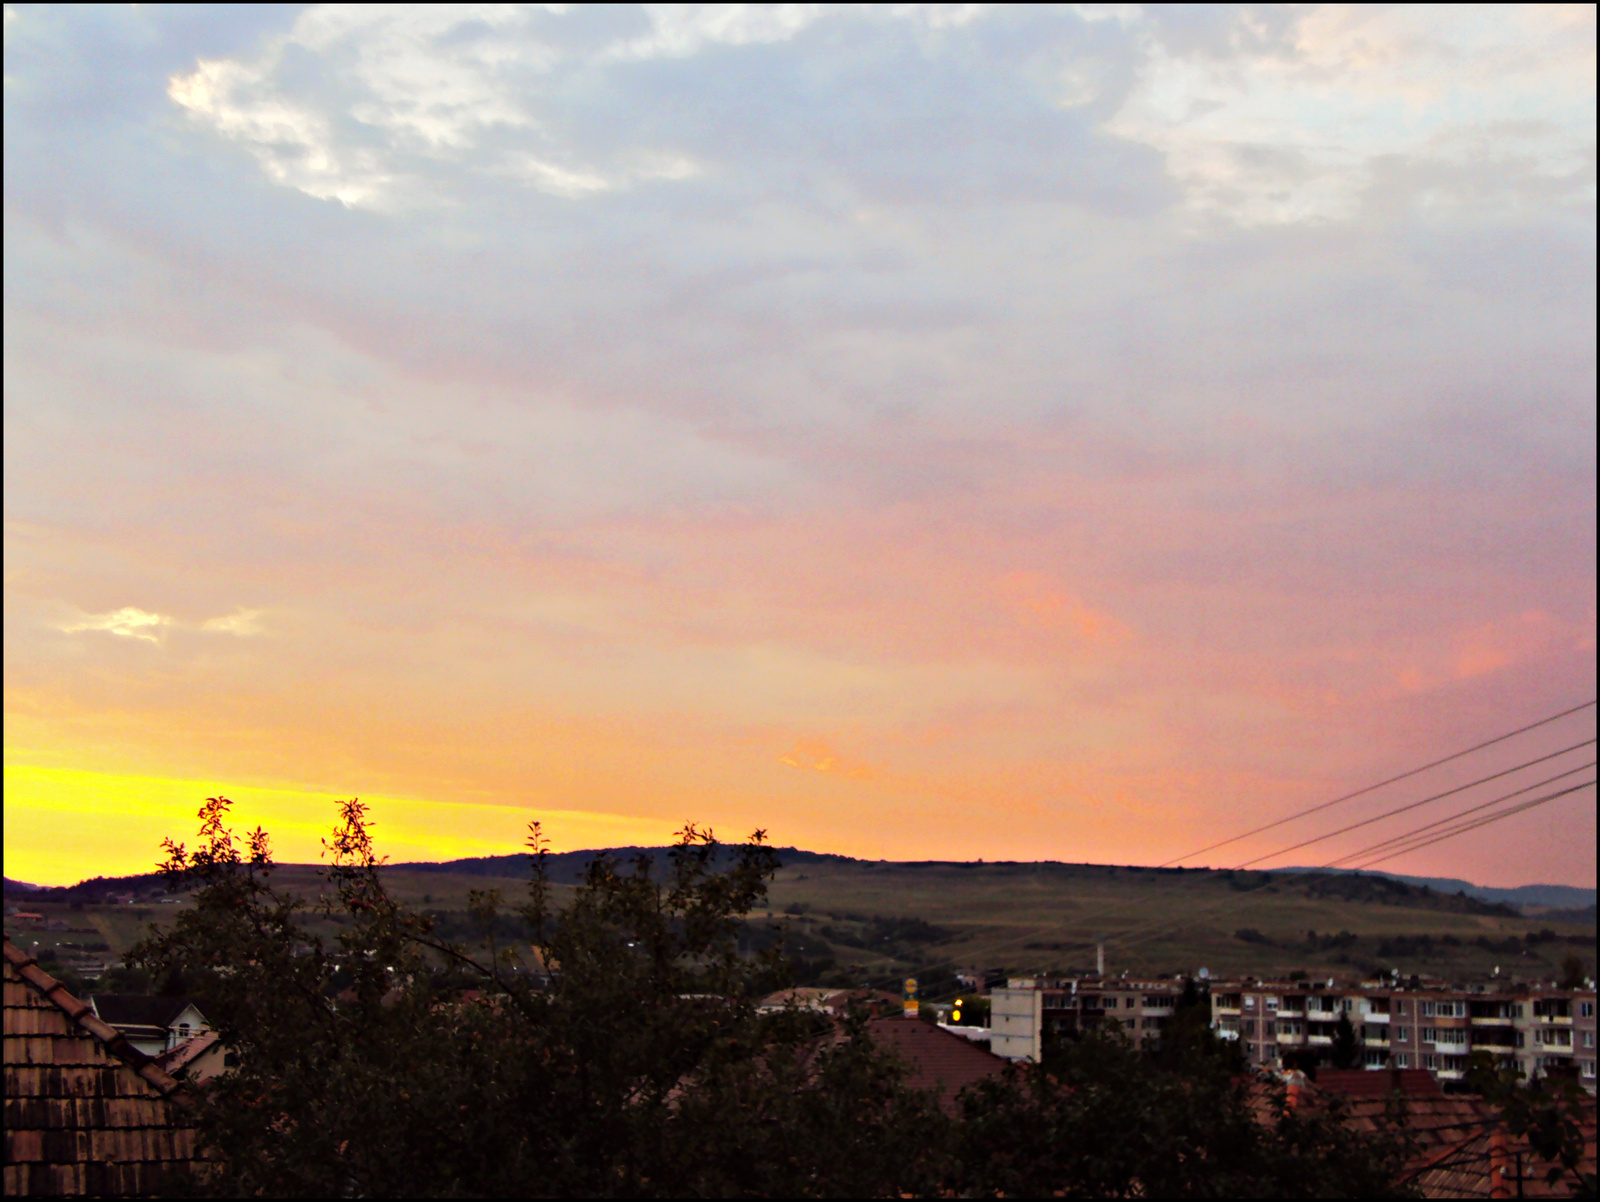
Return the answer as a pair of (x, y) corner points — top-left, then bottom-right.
(154, 1030), (232, 1084)
(757, 987), (903, 1017)
(863, 1016), (1007, 1114)
(89, 995), (211, 1057)
(3, 936), (203, 1196)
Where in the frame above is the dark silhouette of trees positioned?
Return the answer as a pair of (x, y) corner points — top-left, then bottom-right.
(131, 796), (1419, 1197)
(1331, 1011), (1361, 1070)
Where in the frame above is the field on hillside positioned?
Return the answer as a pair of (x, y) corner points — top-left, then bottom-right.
(757, 861), (1595, 996)
(5, 858), (1592, 1001)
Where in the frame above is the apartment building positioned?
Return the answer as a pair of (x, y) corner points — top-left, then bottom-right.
(991, 977), (1184, 1061)
(1213, 980), (1597, 1092)
(993, 976), (1596, 1094)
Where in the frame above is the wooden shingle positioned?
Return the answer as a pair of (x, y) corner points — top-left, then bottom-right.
(3, 937), (205, 1197)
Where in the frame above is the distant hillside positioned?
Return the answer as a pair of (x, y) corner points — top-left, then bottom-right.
(390, 845), (856, 885)
(1276, 868), (1594, 911)
(1534, 903), (1598, 926)
(15, 850), (1592, 921)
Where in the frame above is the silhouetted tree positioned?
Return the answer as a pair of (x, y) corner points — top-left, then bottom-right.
(1331, 1012), (1361, 1070)
(131, 797), (1419, 1198)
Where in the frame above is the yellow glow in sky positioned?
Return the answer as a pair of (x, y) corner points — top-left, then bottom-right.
(2, 764), (675, 886)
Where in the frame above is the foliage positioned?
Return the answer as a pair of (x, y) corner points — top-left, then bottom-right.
(1559, 954), (1587, 989)
(132, 797), (1421, 1198)
(132, 798), (940, 1197)
(1467, 1051), (1598, 1196)
(952, 1023), (1416, 1198)
(1330, 1012), (1360, 1070)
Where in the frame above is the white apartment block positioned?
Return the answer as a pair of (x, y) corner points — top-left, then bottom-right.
(991, 976), (1597, 1094)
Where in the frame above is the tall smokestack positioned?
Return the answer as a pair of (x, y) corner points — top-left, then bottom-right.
(1095, 934), (1106, 977)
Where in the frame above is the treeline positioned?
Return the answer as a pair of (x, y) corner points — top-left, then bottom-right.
(128, 800), (1440, 1198)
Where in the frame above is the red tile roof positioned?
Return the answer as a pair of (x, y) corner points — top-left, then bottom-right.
(1276, 1068), (1598, 1198)
(1406, 1101), (1597, 1199)
(865, 1017), (1006, 1112)
(153, 1031), (222, 1081)
(3, 937), (203, 1197)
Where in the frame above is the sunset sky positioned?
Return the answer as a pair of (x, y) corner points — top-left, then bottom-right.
(4, 4), (1595, 888)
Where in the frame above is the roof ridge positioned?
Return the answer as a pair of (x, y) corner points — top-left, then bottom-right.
(3, 935), (195, 1109)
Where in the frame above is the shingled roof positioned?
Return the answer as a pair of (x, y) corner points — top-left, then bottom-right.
(865, 1017), (1007, 1113)
(1406, 1100), (1598, 1200)
(3, 937), (204, 1197)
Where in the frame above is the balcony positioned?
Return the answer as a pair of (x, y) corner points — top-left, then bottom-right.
(1306, 1009), (1337, 1022)
(1308, 1035), (1332, 1046)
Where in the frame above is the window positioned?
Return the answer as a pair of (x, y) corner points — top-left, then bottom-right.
(1583, 1032), (1594, 1049)
(1396, 1000), (1408, 1016)
(1396, 1053), (1409, 1068)
(1424, 1054), (1438, 1070)
(1582, 1002), (1594, 1018)
(1244, 996), (1256, 1010)
(1584, 1061), (1595, 1080)
(1396, 1027), (1409, 1042)
(1512, 1004), (1524, 1018)
(1422, 1002), (1436, 1018)
(1265, 996), (1279, 1011)
(1264, 1021), (1276, 1037)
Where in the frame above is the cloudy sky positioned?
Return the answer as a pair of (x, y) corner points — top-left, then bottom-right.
(4, 3), (1595, 887)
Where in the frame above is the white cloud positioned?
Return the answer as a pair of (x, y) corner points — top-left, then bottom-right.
(58, 607), (170, 643)
(201, 608), (268, 637)
(1107, 4), (1598, 225)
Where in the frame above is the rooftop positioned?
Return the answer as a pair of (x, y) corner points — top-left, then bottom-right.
(3, 937), (203, 1197)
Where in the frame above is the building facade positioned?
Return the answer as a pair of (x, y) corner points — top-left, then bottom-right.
(991, 975), (1597, 1094)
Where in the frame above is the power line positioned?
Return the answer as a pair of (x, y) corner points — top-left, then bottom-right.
(1106, 778), (1595, 958)
(1231, 738), (1594, 869)
(1156, 700), (1596, 868)
(1324, 761), (1595, 868)
(858, 751), (1597, 993)
(834, 706), (1598, 993)
(1349, 781), (1594, 871)
(1076, 740), (1594, 958)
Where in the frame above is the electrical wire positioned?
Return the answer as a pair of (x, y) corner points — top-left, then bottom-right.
(1349, 781), (1594, 871)
(816, 705), (1598, 994)
(1156, 700), (1595, 868)
(1105, 779), (1595, 958)
(1067, 742), (1595, 959)
(1229, 738), (1594, 869)
(1324, 761), (1595, 868)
